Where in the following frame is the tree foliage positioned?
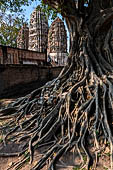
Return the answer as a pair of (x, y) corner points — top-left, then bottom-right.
(0, 0), (36, 12)
(0, 13), (27, 47)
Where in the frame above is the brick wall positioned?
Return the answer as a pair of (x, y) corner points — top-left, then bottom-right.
(0, 65), (63, 98)
(0, 45), (46, 65)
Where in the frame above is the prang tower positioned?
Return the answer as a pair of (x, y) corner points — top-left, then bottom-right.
(17, 24), (29, 49)
(28, 7), (48, 52)
(47, 17), (67, 66)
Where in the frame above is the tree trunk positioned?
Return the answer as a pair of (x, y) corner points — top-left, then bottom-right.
(0, 2), (113, 170)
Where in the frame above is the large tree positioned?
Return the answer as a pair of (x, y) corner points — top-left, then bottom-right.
(0, 0), (113, 170)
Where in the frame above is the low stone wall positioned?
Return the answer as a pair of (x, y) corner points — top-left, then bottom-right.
(0, 65), (63, 98)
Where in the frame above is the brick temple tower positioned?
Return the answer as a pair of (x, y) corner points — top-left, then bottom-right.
(47, 17), (67, 66)
(28, 7), (48, 52)
(17, 24), (29, 49)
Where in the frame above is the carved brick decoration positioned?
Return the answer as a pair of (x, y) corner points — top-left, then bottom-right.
(17, 24), (29, 49)
(47, 17), (67, 66)
(28, 8), (48, 52)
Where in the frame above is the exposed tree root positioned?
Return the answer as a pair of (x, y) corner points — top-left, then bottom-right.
(0, 11), (113, 170)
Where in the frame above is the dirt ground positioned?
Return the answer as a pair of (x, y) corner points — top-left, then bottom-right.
(0, 99), (111, 170)
(0, 148), (111, 170)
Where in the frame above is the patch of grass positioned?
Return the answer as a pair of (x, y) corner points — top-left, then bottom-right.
(105, 152), (111, 157)
(34, 144), (38, 149)
(103, 167), (108, 170)
(83, 155), (87, 162)
(24, 151), (28, 157)
(107, 141), (110, 145)
(97, 153), (101, 157)
(25, 156), (30, 163)
(73, 166), (80, 170)
(96, 130), (99, 136)
(0, 137), (3, 143)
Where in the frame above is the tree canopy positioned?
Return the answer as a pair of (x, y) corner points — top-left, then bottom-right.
(0, 12), (28, 47)
(0, 0), (36, 12)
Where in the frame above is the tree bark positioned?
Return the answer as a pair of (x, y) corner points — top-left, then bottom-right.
(0, 1), (113, 170)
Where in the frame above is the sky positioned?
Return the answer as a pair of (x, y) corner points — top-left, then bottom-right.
(22, 0), (70, 51)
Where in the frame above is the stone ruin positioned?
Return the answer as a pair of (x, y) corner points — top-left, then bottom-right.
(17, 8), (68, 66)
(47, 17), (67, 66)
(28, 8), (48, 52)
(17, 24), (29, 50)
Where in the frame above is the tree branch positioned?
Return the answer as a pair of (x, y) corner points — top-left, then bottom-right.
(43, 0), (78, 17)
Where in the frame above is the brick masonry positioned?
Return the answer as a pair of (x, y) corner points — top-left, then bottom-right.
(0, 65), (63, 98)
(47, 17), (67, 66)
(17, 24), (29, 50)
(0, 45), (46, 65)
(28, 8), (48, 52)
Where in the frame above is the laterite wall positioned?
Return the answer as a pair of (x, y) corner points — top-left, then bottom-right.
(0, 65), (63, 98)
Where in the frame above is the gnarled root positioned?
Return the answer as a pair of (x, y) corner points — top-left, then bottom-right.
(0, 27), (113, 170)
